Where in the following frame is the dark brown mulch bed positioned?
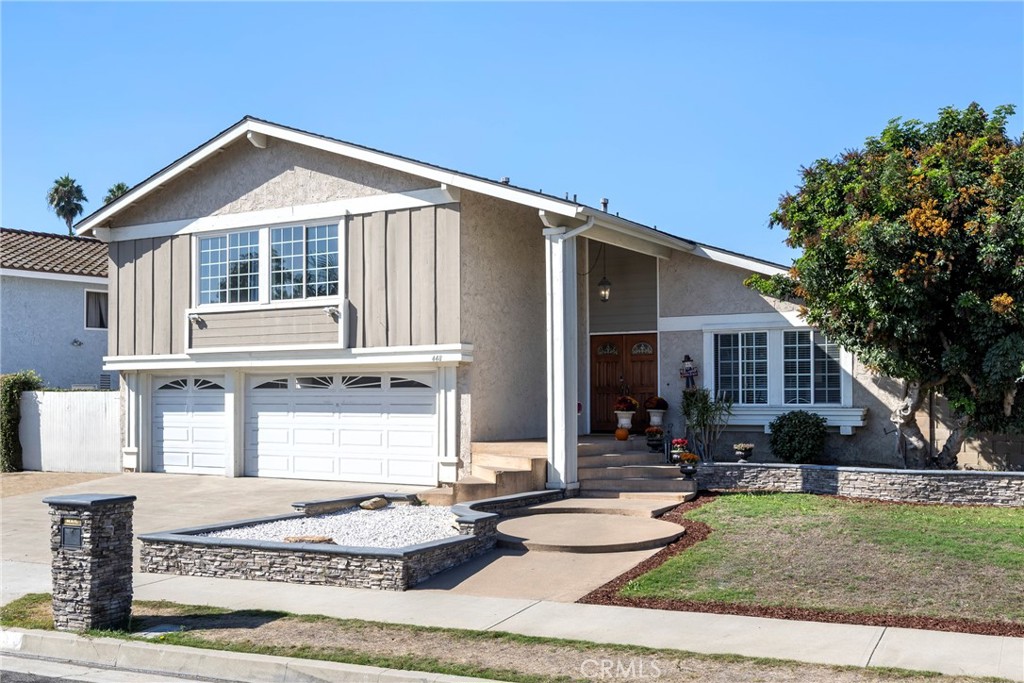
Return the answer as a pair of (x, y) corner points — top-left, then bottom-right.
(578, 492), (1024, 638)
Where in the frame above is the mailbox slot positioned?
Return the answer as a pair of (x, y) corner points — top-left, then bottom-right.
(60, 518), (83, 549)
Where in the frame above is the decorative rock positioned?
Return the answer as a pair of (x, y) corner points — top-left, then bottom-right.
(360, 497), (388, 510)
(283, 535), (334, 544)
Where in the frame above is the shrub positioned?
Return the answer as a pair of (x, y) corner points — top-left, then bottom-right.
(1, 370), (44, 472)
(769, 410), (828, 464)
(614, 396), (639, 412)
(644, 396), (669, 410)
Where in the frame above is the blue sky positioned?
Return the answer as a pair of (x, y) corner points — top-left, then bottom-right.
(2, 2), (1021, 265)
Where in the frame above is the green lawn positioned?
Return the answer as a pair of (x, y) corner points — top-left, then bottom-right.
(622, 494), (1024, 625)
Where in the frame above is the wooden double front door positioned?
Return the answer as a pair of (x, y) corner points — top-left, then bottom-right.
(590, 333), (659, 433)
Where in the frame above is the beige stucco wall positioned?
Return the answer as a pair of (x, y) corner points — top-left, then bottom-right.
(660, 250), (799, 317)
(109, 138), (437, 227)
(457, 191), (547, 446)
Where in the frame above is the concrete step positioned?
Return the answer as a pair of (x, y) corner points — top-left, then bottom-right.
(578, 465), (682, 481)
(579, 490), (698, 503)
(471, 440), (547, 457)
(579, 477), (698, 493)
(506, 497), (679, 518)
(416, 487), (455, 506)
(450, 476), (500, 504)
(578, 438), (648, 455)
(495, 513), (685, 553)
(473, 450), (547, 471)
(578, 452), (668, 468)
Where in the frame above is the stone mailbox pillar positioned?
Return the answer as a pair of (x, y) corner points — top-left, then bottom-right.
(42, 493), (136, 631)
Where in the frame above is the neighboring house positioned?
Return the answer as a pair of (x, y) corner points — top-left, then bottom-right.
(74, 117), (1016, 487)
(0, 228), (116, 389)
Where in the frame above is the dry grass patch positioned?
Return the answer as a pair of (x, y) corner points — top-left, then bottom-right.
(3, 595), (1004, 683)
(621, 494), (1024, 626)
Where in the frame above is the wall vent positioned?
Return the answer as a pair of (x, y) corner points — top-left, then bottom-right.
(99, 374), (112, 390)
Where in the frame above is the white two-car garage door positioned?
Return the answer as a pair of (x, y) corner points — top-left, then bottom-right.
(244, 372), (439, 485)
(152, 377), (227, 474)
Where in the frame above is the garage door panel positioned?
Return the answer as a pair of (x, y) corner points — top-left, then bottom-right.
(340, 430), (384, 447)
(292, 456), (337, 475)
(387, 430), (435, 449)
(388, 460), (436, 480)
(337, 457), (387, 477)
(293, 428), (337, 446)
(152, 379), (226, 475)
(245, 373), (440, 485)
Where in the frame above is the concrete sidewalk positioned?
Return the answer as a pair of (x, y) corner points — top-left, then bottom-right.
(3, 571), (1021, 681)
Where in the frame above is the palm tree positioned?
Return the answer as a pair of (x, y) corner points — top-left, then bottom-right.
(103, 182), (130, 204)
(46, 175), (87, 235)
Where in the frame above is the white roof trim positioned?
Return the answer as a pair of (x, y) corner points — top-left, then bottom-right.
(0, 268), (107, 285)
(77, 119), (582, 234)
(691, 245), (788, 276)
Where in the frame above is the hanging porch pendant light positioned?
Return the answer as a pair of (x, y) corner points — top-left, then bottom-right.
(597, 244), (611, 302)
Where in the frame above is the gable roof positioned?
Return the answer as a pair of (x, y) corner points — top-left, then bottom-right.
(0, 228), (108, 278)
(75, 116), (786, 276)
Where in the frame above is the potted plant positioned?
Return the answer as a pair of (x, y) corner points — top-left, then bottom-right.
(678, 451), (700, 479)
(645, 426), (664, 453)
(613, 395), (639, 440)
(682, 387), (733, 463)
(669, 437), (688, 463)
(733, 442), (754, 462)
(644, 396), (669, 427)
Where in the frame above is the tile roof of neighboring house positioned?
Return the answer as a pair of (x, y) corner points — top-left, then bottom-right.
(0, 228), (108, 278)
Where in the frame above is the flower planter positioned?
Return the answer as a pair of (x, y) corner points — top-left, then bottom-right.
(679, 464), (698, 479)
(647, 409), (666, 427)
(614, 411), (634, 440)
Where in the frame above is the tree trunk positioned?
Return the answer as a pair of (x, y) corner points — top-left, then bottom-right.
(891, 381), (928, 469)
(932, 415), (969, 469)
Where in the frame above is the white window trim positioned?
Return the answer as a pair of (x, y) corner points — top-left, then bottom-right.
(193, 218), (346, 311)
(84, 289), (109, 330)
(701, 323), (863, 435)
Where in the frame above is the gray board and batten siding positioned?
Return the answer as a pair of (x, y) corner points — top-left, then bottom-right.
(107, 204), (461, 356)
(588, 243), (658, 334)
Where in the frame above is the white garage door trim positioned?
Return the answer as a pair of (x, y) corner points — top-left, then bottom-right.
(244, 371), (439, 485)
(152, 376), (228, 475)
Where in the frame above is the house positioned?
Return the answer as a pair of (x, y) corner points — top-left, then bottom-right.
(0, 228), (115, 390)
(74, 117), (1017, 488)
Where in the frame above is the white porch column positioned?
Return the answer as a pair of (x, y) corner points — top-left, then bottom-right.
(544, 227), (579, 490)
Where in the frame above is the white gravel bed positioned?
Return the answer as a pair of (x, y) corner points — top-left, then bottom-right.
(202, 504), (461, 548)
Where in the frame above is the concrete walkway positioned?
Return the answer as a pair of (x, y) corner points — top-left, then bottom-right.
(2, 473), (1022, 681)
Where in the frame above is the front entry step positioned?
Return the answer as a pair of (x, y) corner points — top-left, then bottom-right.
(495, 512), (685, 553)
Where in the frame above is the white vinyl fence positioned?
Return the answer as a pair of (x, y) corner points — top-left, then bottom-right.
(19, 391), (121, 472)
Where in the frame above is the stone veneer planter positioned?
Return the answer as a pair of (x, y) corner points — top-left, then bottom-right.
(139, 490), (561, 591)
(697, 462), (1024, 507)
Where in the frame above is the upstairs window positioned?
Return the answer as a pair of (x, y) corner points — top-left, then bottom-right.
(270, 224), (339, 300)
(85, 290), (108, 329)
(198, 230), (260, 304)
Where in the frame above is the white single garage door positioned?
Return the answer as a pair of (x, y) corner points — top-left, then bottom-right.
(152, 377), (228, 474)
(244, 372), (439, 485)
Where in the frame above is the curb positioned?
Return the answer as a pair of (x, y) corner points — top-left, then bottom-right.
(0, 627), (500, 683)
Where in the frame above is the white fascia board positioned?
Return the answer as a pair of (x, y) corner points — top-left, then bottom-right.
(659, 310), (806, 332)
(0, 268), (107, 286)
(103, 343), (474, 371)
(691, 245), (789, 276)
(77, 122), (251, 234)
(582, 209), (696, 255)
(105, 187), (459, 242)
(245, 120), (581, 218)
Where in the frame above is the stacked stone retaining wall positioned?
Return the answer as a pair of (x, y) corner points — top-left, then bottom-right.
(698, 463), (1024, 506)
(139, 490), (560, 590)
